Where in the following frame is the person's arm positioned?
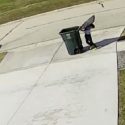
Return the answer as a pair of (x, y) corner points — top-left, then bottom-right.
(78, 26), (84, 31)
(91, 24), (95, 28)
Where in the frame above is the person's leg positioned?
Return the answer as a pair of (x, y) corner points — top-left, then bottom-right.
(85, 35), (91, 46)
(87, 34), (96, 46)
(85, 34), (97, 49)
(85, 34), (94, 46)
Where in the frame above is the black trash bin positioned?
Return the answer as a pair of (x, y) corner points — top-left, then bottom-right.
(59, 26), (83, 55)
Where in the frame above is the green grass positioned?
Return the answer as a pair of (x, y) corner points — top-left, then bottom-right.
(119, 70), (125, 125)
(0, 0), (95, 24)
(0, 52), (7, 62)
(118, 28), (125, 41)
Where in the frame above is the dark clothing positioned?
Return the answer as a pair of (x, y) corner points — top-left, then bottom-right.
(85, 34), (95, 46)
(80, 23), (96, 47)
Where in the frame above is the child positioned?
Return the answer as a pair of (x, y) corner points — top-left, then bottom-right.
(80, 24), (97, 50)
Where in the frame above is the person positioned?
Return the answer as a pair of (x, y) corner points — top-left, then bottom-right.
(79, 24), (97, 50)
(97, 0), (104, 8)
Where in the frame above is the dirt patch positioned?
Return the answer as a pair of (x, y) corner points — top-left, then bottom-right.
(0, 52), (7, 63)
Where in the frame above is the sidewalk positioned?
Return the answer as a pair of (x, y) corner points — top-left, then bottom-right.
(0, 0), (125, 51)
(0, 0), (125, 125)
(0, 26), (122, 125)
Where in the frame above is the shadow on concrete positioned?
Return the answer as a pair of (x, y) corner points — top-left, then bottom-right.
(83, 37), (119, 52)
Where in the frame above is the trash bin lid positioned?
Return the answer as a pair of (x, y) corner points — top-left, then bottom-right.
(59, 26), (79, 34)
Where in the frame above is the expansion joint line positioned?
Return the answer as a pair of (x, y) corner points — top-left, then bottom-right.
(0, 20), (23, 42)
(116, 35), (119, 125)
(6, 42), (63, 125)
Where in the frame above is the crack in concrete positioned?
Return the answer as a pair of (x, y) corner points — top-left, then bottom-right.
(6, 42), (63, 125)
(0, 20), (24, 43)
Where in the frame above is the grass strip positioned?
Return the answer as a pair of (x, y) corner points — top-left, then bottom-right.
(0, 52), (7, 62)
(119, 70), (125, 125)
(0, 0), (95, 24)
(118, 28), (125, 41)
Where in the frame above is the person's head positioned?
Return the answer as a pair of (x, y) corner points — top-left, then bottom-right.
(90, 24), (95, 28)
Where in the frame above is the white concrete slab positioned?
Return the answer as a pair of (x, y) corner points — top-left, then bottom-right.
(0, 25), (120, 125)
(0, 42), (61, 73)
(7, 53), (118, 125)
(0, 27), (122, 74)
(0, 0), (124, 125)
(0, 21), (22, 42)
(0, 65), (47, 125)
(0, 90), (29, 125)
(0, 66), (46, 93)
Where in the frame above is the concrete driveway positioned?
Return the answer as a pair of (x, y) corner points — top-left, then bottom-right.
(0, 0), (125, 125)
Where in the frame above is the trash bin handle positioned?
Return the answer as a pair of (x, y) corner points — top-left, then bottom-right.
(78, 26), (82, 31)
